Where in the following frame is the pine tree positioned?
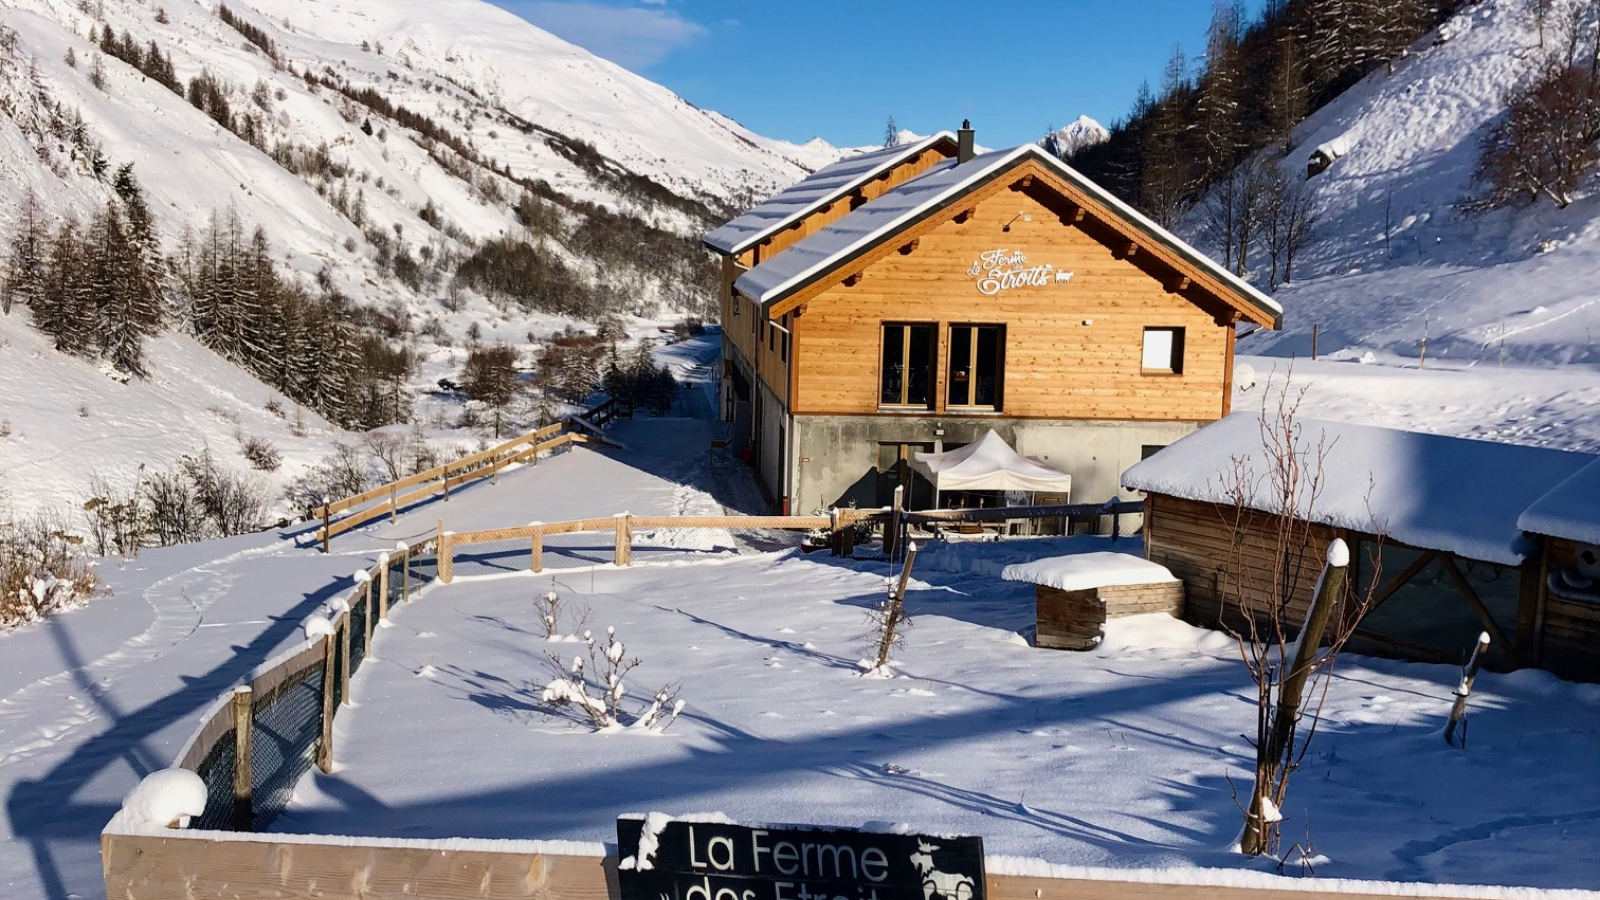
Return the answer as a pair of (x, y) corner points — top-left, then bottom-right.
(2, 190), (47, 316)
(883, 114), (901, 149)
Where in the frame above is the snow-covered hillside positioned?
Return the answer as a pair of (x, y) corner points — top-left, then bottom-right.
(1229, 0), (1600, 368)
(0, 0), (841, 515)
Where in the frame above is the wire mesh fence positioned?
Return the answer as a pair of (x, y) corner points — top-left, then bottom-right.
(348, 591), (369, 671)
(190, 730), (237, 831)
(450, 536), (540, 578)
(249, 660), (325, 829)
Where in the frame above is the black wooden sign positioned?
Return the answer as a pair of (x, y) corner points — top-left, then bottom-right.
(617, 816), (985, 900)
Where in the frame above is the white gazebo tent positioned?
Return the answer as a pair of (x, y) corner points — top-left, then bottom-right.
(910, 430), (1072, 509)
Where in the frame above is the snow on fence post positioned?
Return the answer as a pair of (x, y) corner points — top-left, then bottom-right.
(615, 513), (633, 567)
(316, 631), (336, 773)
(230, 686), (253, 832)
(1445, 632), (1491, 747)
(396, 541), (411, 603)
(829, 507), (842, 557)
(531, 523), (544, 574)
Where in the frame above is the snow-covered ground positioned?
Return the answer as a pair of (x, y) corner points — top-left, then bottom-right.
(271, 537), (1600, 889)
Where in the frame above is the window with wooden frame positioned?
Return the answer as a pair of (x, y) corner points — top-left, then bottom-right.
(947, 324), (1004, 409)
(879, 323), (935, 408)
(1141, 327), (1185, 375)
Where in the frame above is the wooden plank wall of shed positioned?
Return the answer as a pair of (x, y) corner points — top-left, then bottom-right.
(1144, 493), (1341, 636)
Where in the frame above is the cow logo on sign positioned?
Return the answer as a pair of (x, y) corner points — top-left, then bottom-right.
(965, 249), (1074, 296)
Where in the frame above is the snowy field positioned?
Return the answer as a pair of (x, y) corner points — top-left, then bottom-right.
(274, 540), (1600, 890)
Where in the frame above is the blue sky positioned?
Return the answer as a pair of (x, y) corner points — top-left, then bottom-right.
(488, 0), (1267, 149)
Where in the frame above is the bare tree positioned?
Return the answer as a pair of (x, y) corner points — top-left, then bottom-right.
(1216, 381), (1384, 857)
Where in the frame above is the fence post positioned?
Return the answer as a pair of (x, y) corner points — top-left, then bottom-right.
(1111, 501), (1121, 543)
(492, 454), (500, 486)
(389, 484), (397, 523)
(316, 633), (335, 773)
(829, 507), (841, 557)
(439, 529), (454, 584)
(887, 485), (904, 559)
(363, 578), (375, 649)
(339, 612), (351, 707)
(442, 460), (451, 502)
(377, 557), (390, 621)
(531, 523), (544, 574)
(615, 513), (633, 567)
(320, 497), (330, 554)
(231, 686), (253, 831)
(399, 543), (411, 603)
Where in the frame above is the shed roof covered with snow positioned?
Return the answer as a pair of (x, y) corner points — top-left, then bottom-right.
(702, 133), (957, 256)
(1122, 414), (1596, 565)
(1519, 458), (1600, 547)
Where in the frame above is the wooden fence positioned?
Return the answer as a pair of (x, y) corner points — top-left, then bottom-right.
(315, 424), (573, 550)
(436, 513), (836, 581)
(102, 829), (1588, 900)
(173, 541), (433, 830)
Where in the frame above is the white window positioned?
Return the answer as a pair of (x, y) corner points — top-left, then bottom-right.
(1142, 327), (1184, 374)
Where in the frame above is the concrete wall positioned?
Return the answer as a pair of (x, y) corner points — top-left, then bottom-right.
(790, 415), (1200, 514)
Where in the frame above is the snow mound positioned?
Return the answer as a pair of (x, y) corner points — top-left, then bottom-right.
(1097, 614), (1235, 655)
(1002, 552), (1176, 592)
(105, 768), (207, 832)
(303, 616), (335, 641)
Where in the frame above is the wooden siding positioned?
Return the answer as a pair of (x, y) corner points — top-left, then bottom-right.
(1145, 493), (1341, 634)
(792, 185), (1232, 420)
(1539, 537), (1600, 682)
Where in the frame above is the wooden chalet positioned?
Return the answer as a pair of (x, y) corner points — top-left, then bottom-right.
(702, 123), (1281, 515)
(1124, 414), (1600, 681)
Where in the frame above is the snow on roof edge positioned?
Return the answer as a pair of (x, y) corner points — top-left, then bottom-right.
(702, 132), (957, 256)
(736, 143), (1282, 325)
(1517, 457), (1600, 546)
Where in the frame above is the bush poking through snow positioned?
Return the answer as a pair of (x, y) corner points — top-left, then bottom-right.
(862, 542), (918, 676)
(536, 581), (589, 639)
(0, 505), (100, 628)
(240, 435), (282, 472)
(539, 625), (684, 732)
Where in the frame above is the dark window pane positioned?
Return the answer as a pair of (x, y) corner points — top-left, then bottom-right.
(880, 326), (905, 405)
(975, 327), (1000, 407)
(947, 327), (972, 406)
(907, 326), (932, 406)
(1458, 558), (1520, 643)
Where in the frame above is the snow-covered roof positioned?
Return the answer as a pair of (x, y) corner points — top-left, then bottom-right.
(1519, 458), (1600, 546)
(702, 133), (957, 256)
(732, 143), (1282, 326)
(910, 429), (1072, 494)
(1122, 414), (1596, 566)
(1002, 552), (1177, 592)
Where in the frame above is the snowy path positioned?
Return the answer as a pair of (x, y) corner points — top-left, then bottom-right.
(0, 345), (756, 900)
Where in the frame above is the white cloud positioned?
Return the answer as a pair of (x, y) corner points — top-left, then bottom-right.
(503, 2), (707, 69)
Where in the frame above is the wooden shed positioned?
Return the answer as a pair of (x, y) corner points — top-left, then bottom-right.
(1122, 413), (1600, 679)
(1517, 458), (1600, 680)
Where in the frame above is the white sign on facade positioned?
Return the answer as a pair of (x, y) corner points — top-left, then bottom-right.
(965, 249), (1074, 296)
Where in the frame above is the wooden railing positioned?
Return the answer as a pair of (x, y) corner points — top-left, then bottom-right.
(437, 513), (832, 581)
(315, 424), (572, 550)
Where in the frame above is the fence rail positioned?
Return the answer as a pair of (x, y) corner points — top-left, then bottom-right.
(174, 540), (437, 831)
(102, 829), (1583, 900)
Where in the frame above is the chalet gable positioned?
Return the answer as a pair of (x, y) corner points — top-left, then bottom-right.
(702, 132), (959, 259)
(732, 144), (1283, 329)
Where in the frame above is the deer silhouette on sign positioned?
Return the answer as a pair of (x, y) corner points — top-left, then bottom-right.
(909, 841), (975, 900)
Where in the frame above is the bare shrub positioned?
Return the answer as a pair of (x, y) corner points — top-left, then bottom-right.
(284, 443), (373, 512)
(1, 508), (100, 628)
(83, 473), (146, 557)
(240, 435), (282, 471)
(363, 433), (406, 482)
(1218, 382), (1383, 857)
(539, 625), (683, 731)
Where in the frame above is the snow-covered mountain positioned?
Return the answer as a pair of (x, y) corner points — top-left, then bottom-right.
(1211, 0), (1600, 369)
(1043, 115), (1108, 159)
(0, 0), (835, 515)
